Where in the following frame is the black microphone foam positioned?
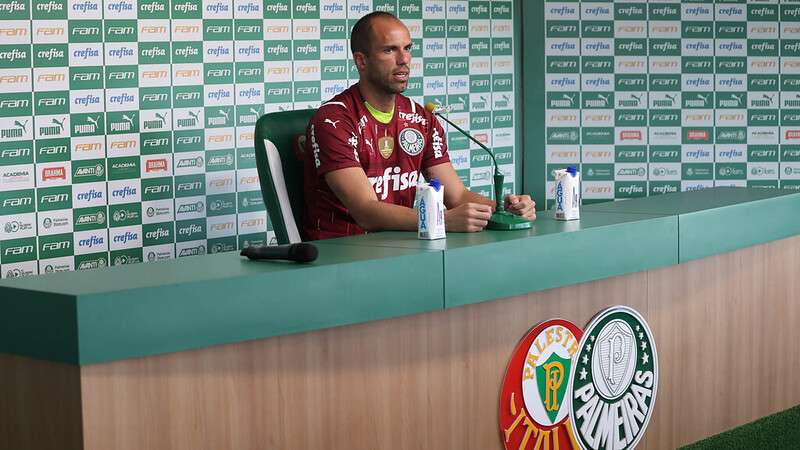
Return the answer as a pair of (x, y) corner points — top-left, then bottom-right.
(288, 242), (318, 263)
(240, 242), (318, 263)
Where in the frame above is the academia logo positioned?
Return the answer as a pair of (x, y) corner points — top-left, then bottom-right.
(568, 306), (658, 450)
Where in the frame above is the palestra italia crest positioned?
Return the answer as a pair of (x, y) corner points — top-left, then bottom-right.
(499, 319), (584, 449)
(567, 306), (658, 450)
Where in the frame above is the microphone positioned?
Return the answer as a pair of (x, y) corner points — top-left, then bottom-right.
(424, 102), (531, 231)
(426, 103), (455, 114)
(240, 242), (319, 263)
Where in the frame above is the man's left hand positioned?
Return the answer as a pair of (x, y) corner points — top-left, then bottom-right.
(504, 194), (536, 221)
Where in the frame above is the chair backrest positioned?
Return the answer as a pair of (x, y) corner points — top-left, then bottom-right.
(254, 109), (316, 244)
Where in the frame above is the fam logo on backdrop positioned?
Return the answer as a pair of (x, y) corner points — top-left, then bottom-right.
(500, 307), (658, 450)
(0, 0), (518, 276)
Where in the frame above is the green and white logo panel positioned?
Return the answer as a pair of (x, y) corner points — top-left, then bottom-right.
(568, 306), (658, 450)
(543, 0), (799, 208)
(0, 0), (517, 276)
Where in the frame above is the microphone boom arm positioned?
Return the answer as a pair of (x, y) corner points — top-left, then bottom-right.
(426, 102), (532, 230)
(433, 112), (500, 176)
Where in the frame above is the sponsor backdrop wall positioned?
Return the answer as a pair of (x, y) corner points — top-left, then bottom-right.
(0, 0), (517, 277)
(535, 1), (800, 208)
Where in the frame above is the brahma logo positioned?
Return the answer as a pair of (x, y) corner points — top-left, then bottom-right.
(145, 158), (168, 173)
(42, 166), (66, 181)
(686, 130), (709, 141)
(619, 131), (642, 141)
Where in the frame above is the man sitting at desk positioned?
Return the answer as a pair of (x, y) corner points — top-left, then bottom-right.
(303, 11), (535, 241)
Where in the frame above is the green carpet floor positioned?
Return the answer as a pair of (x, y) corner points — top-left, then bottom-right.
(680, 405), (800, 450)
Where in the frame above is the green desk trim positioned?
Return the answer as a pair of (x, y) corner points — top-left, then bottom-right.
(1, 188), (798, 365)
(1, 244), (444, 365)
(583, 187), (800, 262)
(323, 211), (678, 308)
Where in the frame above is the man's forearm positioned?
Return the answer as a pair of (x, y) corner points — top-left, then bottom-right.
(349, 200), (418, 232)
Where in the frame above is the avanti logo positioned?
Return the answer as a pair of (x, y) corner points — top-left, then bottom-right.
(76, 211), (106, 226)
(176, 201), (205, 214)
(179, 245), (205, 257)
(78, 257), (106, 270)
(74, 163), (104, 179)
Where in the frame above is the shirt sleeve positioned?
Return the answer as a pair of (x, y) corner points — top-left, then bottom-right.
(421, 112), (451, 170)
(307, 106), (362, 176)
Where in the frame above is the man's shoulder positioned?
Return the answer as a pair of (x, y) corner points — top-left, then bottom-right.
(310, 88), (359, 127)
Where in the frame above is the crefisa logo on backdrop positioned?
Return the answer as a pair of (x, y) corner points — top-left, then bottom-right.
(500, 307), (658, 450)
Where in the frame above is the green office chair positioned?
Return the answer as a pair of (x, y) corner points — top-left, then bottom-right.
(254, 109), (316, 244)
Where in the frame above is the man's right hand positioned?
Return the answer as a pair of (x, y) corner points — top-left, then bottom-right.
(445, 202), (493, 232)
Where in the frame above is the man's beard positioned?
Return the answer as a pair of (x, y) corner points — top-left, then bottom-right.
(367, 65), (407, 95)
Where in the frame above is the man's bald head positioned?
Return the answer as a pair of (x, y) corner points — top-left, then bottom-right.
(350, 11), (403, 56)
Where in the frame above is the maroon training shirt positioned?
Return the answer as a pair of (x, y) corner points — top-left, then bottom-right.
(303, 84), (450, 240)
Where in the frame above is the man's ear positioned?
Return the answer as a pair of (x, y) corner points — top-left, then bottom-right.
(353, 51), (367, 72)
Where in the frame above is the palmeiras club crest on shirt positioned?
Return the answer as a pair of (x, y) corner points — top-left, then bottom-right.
(567, 306), (658, 450)
(399, 128), (425, 156)
(499, 319), (584, 450)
